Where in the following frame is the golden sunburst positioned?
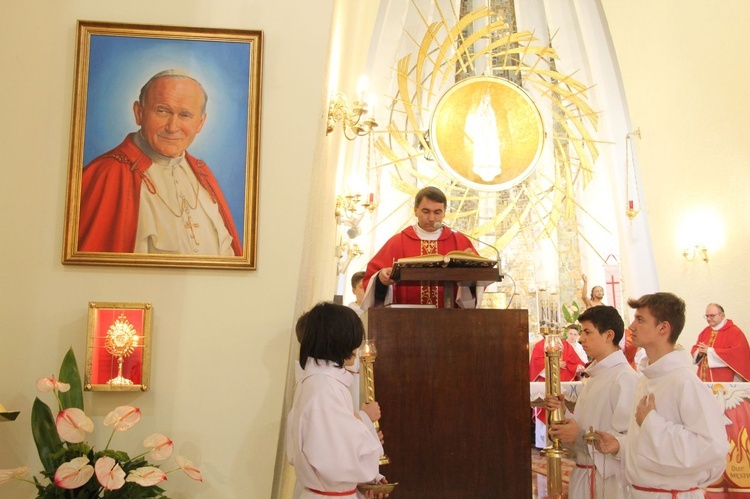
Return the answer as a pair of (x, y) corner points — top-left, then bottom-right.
(374, 4), (600, 257)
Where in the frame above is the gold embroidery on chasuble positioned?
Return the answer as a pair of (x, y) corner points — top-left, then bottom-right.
(699, 329), (719, 381)
(420, 240), (439, 305)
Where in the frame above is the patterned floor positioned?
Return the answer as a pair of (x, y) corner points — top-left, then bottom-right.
(531, 447), (573, 499)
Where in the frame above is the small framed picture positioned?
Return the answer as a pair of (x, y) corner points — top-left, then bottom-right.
(85, 302), (152, 391)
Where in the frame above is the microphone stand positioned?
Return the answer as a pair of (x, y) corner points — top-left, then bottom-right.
(435, 222), (503, 282)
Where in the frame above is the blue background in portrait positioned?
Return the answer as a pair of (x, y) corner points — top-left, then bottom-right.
(83, 34), (251, 247)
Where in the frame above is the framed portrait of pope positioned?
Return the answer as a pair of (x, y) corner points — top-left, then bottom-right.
(62, 20), (262, 270)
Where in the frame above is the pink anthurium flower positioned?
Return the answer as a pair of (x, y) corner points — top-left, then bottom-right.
(126, 466), (167, 486)
(143, 433), (173, 461)
(0, 466), (29, 484)
(56, 408), (94, 443)
(103, 405), (141, 431)
(95, 456), (125, 491)
(35, 375), (70, 393)
(54, 457), (94, 489)
(175, 456), (203, 482)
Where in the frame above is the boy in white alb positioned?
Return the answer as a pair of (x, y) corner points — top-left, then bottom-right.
(596, 293), (729, 499)
(546, 306), (638, 498)
(287, 303), (389, 498)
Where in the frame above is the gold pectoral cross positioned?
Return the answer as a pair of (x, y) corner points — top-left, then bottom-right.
(180, 196), (200, 245)
(184, 212), (200, 245)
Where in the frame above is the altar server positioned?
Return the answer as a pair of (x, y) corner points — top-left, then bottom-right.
(286, 302), (388, 498)
(546, 306), (638, 498)
(596, 293), (729, 499)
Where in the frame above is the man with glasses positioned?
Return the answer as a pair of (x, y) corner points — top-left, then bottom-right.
(690, 303), (750, 381)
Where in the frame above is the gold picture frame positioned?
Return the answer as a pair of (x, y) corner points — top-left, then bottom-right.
(85, 302), (153, 392)
(62, 21), (263, 270)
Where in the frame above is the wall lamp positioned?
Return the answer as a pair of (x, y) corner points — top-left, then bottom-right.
(326, 78), (377, 140)
(683, 245), (709, 263)
(326, 93), (378, 140)
(336, 240), (364, 275)
(335, 193), (377, 237)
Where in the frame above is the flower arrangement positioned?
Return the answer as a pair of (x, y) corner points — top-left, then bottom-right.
(0, 348), (202, 497)
(562, 301), (581, 329)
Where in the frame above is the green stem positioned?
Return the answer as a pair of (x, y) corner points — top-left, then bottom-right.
(54, 390), (63, 412)
(104, 427), (116, 451)
(123, 450), (149, 464)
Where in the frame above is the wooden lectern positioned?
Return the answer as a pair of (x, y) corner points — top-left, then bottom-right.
(362, 267), (530, 498)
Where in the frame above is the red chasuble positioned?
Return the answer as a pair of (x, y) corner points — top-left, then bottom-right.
(529, 340), (584, 423)
(623, 328), (639, 371)
(691, 320), (750, 382)
(363, 226), (478, 308)
(529, 340), (584, 383)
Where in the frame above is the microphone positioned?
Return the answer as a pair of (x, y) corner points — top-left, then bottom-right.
(434, 222), (503, 281)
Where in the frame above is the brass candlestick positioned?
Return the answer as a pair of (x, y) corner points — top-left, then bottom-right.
(360, 339), (390, 465)
(539, 324), (570, 499)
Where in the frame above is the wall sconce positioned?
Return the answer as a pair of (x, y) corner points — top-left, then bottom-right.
(683, 245), (709, 263)
(326, 93), (378, 140)
(327, 77), (377, 140)
(335, 193), (377, 238)
(336, 240), (364, 275)
(678, 207), (723, 264)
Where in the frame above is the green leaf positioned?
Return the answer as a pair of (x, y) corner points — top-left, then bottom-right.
(58, 347), (84, 410)
(31, 397), (63, 474)
(562, 301), (581, 325)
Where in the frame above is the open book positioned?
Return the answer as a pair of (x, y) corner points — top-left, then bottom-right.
(395, 250), (496, 269)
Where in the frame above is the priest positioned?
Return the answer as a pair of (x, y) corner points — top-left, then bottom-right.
(691, 303), (750, 382)
(361, 186), (480, 309)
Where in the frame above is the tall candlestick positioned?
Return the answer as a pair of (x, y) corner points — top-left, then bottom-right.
(541, 327), (570, 498)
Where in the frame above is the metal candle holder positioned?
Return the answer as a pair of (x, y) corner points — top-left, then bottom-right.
(539, 324), (570, 499)
(360, 339), (390, 465)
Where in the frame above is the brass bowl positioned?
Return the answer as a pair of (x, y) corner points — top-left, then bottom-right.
(357, 482), (398, 494)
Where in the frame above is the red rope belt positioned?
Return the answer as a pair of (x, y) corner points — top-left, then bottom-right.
(307, 487), (357, 496)
(576, 463), (596, 498)
(631, 484), (699, 498)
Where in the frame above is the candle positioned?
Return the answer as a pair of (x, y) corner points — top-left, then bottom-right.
(551, 302), (558, 325)
(368, 193), (374, 203)
(628, 200), (634, 210)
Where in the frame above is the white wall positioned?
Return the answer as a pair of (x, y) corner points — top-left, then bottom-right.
(600, 0), (750, 349)
(0, 1), (333, 497)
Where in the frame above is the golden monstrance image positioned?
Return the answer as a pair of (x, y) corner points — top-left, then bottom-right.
(85, 302), (152, 391)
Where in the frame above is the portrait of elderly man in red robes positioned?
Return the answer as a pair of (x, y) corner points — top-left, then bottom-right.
(691, 303), (750, 382)
(77, 69), (241, 256)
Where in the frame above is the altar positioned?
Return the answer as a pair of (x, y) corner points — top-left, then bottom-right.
(530, 381), (750, 495)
